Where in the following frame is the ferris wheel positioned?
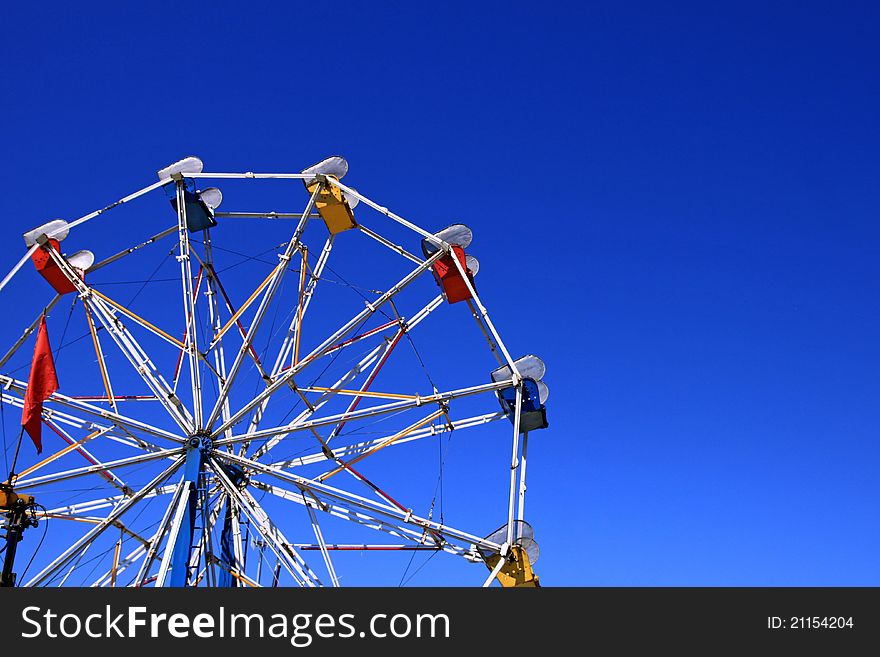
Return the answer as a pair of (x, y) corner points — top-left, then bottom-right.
(0, 156), (549, 587)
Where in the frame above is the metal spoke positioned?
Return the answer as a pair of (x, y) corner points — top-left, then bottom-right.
(268, 412), (502, 469)
(253, 480), (480, 559)
(216, 379), (512, 448)
(15, 447), (184, 491)
(0, 375), (184, 444)
(213, 451), (500, 553)
(209, 458), (319, 587)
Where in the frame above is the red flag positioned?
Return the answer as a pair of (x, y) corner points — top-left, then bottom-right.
(21, 315), (59, 454)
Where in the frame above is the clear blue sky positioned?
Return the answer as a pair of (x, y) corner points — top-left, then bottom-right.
(1, 2), (878, 586)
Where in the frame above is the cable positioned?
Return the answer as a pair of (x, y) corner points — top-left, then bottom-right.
(125, 246), (176, 307)
(77, 541), (121, 586)
(1, 386), (8, 476)
(189, 239), (281, 267)
(6, 329), (93, 375)
(400, 549), (440, 587)
(397, 546), (419, 587)
(315, 252), (439, 393)
(51, 296), (78, 368)
(16, 504), (49, 586)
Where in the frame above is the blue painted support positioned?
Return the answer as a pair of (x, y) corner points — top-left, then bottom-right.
(218, 505), (235, 588)
(217, 462), (247, 587)
(168, 435), (211, 587)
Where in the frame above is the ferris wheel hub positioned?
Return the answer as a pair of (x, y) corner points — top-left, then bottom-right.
(186, 433), (213, 453)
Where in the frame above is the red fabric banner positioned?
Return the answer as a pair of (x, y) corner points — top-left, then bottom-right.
(21, 315), (59, 453)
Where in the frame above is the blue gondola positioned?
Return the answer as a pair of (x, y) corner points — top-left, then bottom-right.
(491, 355), (549, 432)
(163, 178), (219, 232)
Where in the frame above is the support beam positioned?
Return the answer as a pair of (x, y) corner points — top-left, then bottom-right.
(305, 501), (339, 587)
(216, 379), (512, 448)
(87, 226), (177, 273)
(14, 446), (183, 492)
(215, 451), (501, 554)
(249, 344), (388, 460)
(482, 550), (508, 588)
(0, 377), (183, 444)
(271, 235), (334, 378)
(517, 431), (529, 522)
(253, 480), (481, 559)
(209, 458), (319, 587)
(165, 435), (211, 587)
(83, 301), (117, 413)
(268, 411), (503, 469)
(174, 180), (204, 430)
(134, 481), (187, 587)
(506, 384), (523, 547)
(38, 240), (194, 432)
(14, 426), (112, 480)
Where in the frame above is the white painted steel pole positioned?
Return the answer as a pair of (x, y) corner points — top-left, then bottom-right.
(448, 251), (521, 379)
(215, 451), (503, 552)
(174, 179), (203, 430)
(14, 447), (184, 491)
(202, 228), (234, 440)
(215, 379), (513, 447)
(482, 552), (508, 588)
(325, 177), (445, 246)
(506, 384), (523, 547)
(517, 431), (529, 522)
(155, 480), (193, 587)
(133, 481), (187, 586)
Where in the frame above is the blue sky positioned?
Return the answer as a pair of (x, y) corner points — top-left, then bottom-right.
(1, 2), (878, 585)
